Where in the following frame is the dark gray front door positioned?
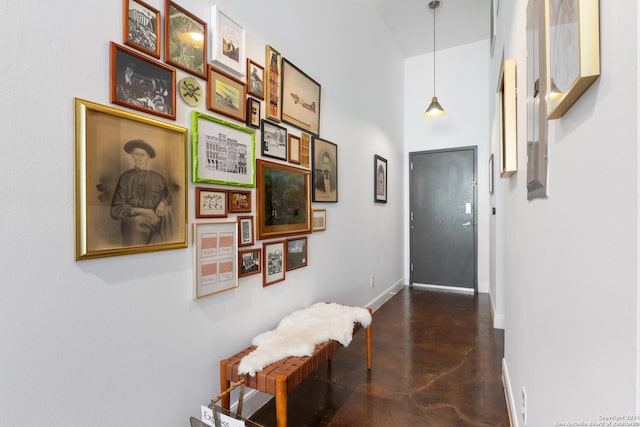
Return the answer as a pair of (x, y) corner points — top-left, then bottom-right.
(410, 147), (477, 290)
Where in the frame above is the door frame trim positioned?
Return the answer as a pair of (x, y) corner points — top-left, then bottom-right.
(409, 146), (478, 292)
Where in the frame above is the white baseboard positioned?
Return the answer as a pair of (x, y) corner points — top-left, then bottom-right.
(411, 282), (475, 294)
(502, 358), (518, 427)
(489, 293), (505, 330)
(366, 278), (405, 312)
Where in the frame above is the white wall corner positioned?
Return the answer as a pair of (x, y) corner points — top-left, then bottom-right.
(490, 291), (505, 330)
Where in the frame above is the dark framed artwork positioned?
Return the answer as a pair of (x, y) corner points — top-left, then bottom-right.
(256, 159), (312, 240)
(265, 45), (281, 122)
(192, 111), (255, 187)
(74, 98), (187, 260)
(228, 190), (251, 213)
(210, 5), (245, 76)
(110, 42), (176, 120)
(286, 237), (307, 271)
(207, 66), (247, 122)
(374, 154), (387, 203)
(124, 0), (161, 58)
(261, 119), (287, 161)
(263, 240), (286, 287)
(246, 97), (261, 129)
(165, 1), (207, 80)
(193, 221), (238, 299)
(246, 58), (265, 99)
(312, 138), (338, 202)
(195, 187), (227, 218)
(237, 215), (254, 247)
(288, 134), (301, 165)
(281, 58), (321, 136)
(239, 247), (261, 277)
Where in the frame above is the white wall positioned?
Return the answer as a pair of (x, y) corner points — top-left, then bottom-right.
(0, 1), (405, 425)
(403, 39), (491, 293)
(495, 0), (639, 424)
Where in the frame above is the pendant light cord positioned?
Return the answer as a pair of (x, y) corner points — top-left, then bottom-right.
(433, 4), (436, 96)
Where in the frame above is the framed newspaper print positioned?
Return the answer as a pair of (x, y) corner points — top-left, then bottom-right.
(74, 98), (187, 260)
(193, 221), (238, 299)
(192, 111), (255, 187)
(263, 240), (286, 287)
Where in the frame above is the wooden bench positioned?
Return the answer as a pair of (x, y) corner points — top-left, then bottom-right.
(219, 308), (372, 427)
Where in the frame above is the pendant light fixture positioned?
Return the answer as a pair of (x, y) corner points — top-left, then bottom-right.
(424, 0), (446, 118)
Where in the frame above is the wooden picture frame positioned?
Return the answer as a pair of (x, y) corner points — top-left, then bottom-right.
(110, 42), (176, 120)
(286, 237), (307, 271)
(312, 208), (326, 232)
(193, 221), (238, 299)
(312, 137), (338, 202)
(246, 97), (261, 129)
(74, 98), (187, 260)
(228, 190), (251, 213)
(164, 1), (207, 80)
(207, 66), (247, 122)
(192, 111), (255, 187)
(546, 0), (600, 119)
(281, 58), (321, 136)
(263, 240), (286, 287)
(246, 58), (265, 99)
(210, 5), (245, 77)
(195, 187), (227, 218)
(239, 247), (261, 277)
(124, 0), (161, 58)
(261, 119), (287, 161)
(288, 134), (301, 165)
(237, 215), (254, 247)
(300, 132), (311, 168)
(374, 154), (387, 203)
(256, 159), (312, 240)
(498, 59), (517, 178)
(265, 45), (282, 122)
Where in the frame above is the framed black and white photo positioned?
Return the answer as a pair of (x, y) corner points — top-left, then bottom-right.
(261, 119), (287, 161)
(110, 42), (176, 120)
(74, 98), (187, 260)
(246, 97), (261, 129)
(263, 240), (286, 287)
(286, 237), (307, 271)
(238, 248), (261, 277)
(312, 138), (338, 202)
(246, 59), (265, 99)
(237, 215), (254, 247)
(124, 0), (161, 58)
(374, 155), (387, 203)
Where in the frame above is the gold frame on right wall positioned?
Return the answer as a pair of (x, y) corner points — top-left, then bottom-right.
(546, 0), (600, 119)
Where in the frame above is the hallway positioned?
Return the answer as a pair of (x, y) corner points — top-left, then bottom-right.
(249, 286), (509, 426)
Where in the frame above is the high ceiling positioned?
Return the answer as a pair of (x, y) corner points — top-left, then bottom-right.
(370, 0), (491, 58)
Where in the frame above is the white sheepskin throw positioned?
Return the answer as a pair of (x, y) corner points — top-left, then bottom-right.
(237, 302), (372, 376)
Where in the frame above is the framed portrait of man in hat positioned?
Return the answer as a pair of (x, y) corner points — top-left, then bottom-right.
(74, 98), (188, 260)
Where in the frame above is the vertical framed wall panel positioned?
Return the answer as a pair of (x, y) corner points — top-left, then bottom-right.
(498, 59), (517, 178)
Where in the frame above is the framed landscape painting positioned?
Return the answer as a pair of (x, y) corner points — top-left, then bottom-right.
(207, 66), (246, 122)
(165, 1), (207, 80)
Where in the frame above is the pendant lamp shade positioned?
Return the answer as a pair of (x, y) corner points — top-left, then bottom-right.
(424, 0), (445, 118)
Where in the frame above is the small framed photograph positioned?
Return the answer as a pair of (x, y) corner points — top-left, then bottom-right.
(74, 98), (187, 260)
(193, 221), (238, 299)
(192, 111), (255, 187)
(263, 240), (286, 287)
(312, 208), (326, 232)
(300, 132), (311, 168)
(228, 190), (251, 213)
(246, 97), (261, 129)
(238, 248), (261, 277)
(237, 216), (254, 247)
(312, 138), (338, 202)
(196, 187), (227, 218)
(164, 1), (207, 80)
(281, 58), (321, 136)
(110, 42), (176, 120)
(288, 134), (301, 165)
(256, 160), (312, 240)
(207, 66), (247, 122)
(124, 0), (160, 58)
(265, 45), (282, 122)
(210, 5), (245, 77)
(261, 119), (287, 161)
(286, 237), (307, 271)
(374, 154), (387, 203)
(246, 58), (265, 99)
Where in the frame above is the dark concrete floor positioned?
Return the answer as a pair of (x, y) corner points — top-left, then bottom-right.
(249, 286), (509, 427)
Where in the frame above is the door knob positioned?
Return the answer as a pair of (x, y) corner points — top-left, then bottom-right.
(461, 221), (473, 227)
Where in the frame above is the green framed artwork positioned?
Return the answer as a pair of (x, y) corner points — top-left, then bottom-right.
(192, 111), (255, 187)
